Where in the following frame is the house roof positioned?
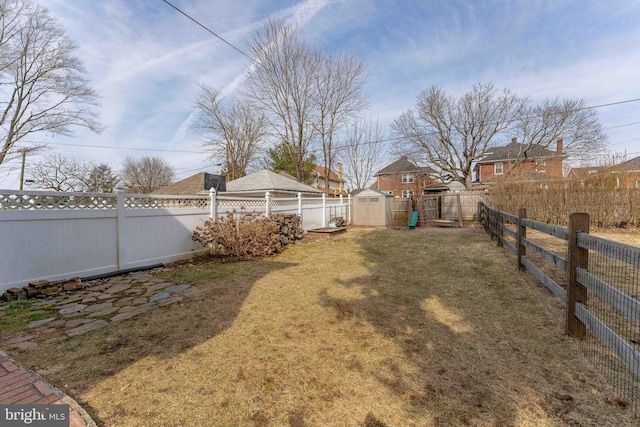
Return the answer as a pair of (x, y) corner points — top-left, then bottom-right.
(476, 141), (560, 164)
(152, 172), (225, 195)
(354, 188), (392, 197)
(375, 156), (436, 176)
(613, 156), (640, 172)
(313, 165), (343, 182)
(226, 169), (322, 194)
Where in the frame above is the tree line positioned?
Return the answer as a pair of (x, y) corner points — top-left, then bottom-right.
(1, 0), (608, 193)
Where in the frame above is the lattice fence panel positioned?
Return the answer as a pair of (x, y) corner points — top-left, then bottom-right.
(124, 196), (209, 209)
(0, 192), (117, 210)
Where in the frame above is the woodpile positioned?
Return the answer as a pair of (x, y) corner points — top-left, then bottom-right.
(271, 214), (305, 243)
(192, 212), (306, 258)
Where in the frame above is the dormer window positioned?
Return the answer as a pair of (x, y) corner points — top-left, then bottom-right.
(494, 162), (504, 175)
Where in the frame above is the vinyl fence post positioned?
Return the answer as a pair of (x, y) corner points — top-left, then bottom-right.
(497, 204), (504, 247)
(322, 193), (327, 227)
(297, 192), (303, 219)
(209, 188), (217, 222)
(567, 212), (590, 338)
(116, 192), (126, 270)
(347, 194), (352, 222)
(265, 192), (271, 218)
(517, 208), (526, 271)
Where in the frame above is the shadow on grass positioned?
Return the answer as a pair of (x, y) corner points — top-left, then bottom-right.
(11, 258), (296, 421)
(318, 228), (588, 426)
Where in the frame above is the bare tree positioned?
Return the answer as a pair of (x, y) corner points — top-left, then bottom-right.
(27, 153), (90, 191)
(244, 19), (320, 182)
(120, 156), (175, 194)
(392, 83), (524, 189)
(338, 116), (387, 191)
(0, 0), (102, 167)
(314, 52), (368, 194)
(514, 97), (606, 164)
(193, 85), (266, 181)
(392, 83), (607, 189)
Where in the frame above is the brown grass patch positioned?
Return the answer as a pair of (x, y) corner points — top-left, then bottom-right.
(3, 226), (635, 426)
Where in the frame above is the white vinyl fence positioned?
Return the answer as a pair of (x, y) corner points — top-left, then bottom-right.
(0, 189), (351, 292)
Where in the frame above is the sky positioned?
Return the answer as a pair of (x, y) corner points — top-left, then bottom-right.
(1, 0), (639, 190)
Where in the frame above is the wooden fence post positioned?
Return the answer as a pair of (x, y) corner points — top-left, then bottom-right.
(567, 212), (590, 338)
(516, 208), (526, 271)
(477, 201), (482, 224)
(497, 204), (504, 247)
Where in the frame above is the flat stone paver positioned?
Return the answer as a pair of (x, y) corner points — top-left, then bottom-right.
(149, 291), (171, 302)
(165, 284), (190, 293)
(58, 304), (87, 315)
(0, 270), (197, 348)
(83, 302), (113, 313)
(25, 318), (56, 329)
(105, 282), (131, 294)
(13, 342), (38, 350)
(66, 320), (108, 337)
(65, 319), (93, 328)
(88, 306), (119, 318)
(111, 306), (151, 323)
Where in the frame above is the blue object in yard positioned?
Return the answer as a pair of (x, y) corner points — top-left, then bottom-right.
(408, 210), (419, 229)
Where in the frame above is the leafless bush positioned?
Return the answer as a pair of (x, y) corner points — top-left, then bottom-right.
(489, 175), (640, 228)
(192, 213), (304, 258)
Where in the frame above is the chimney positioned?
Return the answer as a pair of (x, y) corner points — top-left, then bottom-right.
(556, 139), (563, 153)
(511, 137), (517, 144)
(337, 163), (343, 194)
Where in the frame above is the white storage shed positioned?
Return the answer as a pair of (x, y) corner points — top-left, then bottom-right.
(352, 189), (393, 226)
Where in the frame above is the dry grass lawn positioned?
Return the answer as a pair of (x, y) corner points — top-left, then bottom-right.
(3, 225), (636, 426)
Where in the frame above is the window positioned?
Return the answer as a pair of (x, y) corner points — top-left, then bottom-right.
(536, 160), (546, 173)
(358, 198), (367, 203)
(636, 180), (640, 189)
(402, 173), (414, 183)
(381, 175), (387, 179)
(402, 190), (414, 198)
(369, 197), (379, 202)
(494, 162), (504, 175)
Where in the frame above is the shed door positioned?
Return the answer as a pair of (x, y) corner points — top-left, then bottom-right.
(367, 197), (382, 224)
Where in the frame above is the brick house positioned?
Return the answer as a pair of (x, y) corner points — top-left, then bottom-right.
(370, 156), (438, 198)
(474, 138), (565, 184)
(569, 156), (640, 189)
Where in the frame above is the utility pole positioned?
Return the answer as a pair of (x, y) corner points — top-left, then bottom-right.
(19, 148), (27, 190)
(18, 147), (41, 190)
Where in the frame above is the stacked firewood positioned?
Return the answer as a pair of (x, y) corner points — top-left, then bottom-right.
(192, 212), (305, 258)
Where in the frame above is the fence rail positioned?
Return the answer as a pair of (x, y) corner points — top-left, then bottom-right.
(478, 202), (640, 412)
(0, 189), (351, 292)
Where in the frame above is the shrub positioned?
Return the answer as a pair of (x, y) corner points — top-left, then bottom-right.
(192, 213), (304, 258)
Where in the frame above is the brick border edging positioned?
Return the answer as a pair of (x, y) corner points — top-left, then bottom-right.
(0, 350), (97, 427)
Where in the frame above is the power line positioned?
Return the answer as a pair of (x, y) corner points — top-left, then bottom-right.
(162, 0), (254, 61)
(44, 141), (203, 154)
